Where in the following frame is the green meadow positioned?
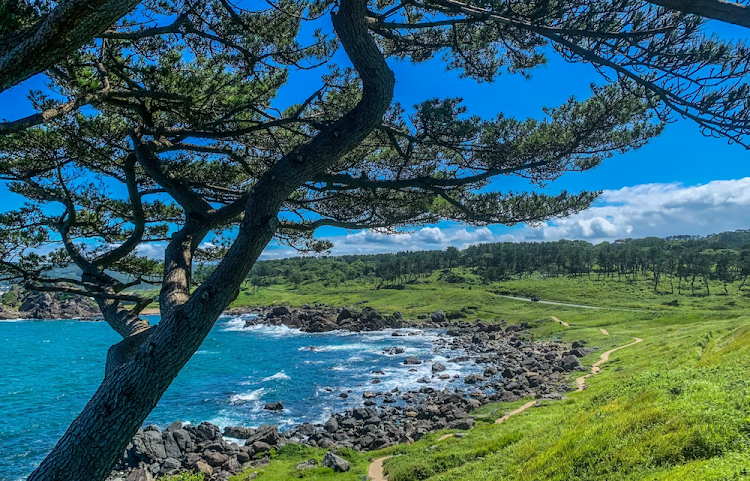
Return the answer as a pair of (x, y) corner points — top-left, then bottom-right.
(204, 273), (750, 480)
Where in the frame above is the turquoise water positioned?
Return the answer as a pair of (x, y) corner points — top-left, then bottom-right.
(0, 315), (466, 480)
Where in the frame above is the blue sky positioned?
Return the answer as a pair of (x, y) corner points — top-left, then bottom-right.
(2, 18), (750, 259)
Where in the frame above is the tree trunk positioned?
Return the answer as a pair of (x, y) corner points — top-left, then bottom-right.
(0, 0), (141, 92)
(27, 1), (394, 478)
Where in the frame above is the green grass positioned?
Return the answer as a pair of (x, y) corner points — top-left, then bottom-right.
(224, 274), (750, 481)
(230, 444), (371, 480)
(163, 473), (204, 481)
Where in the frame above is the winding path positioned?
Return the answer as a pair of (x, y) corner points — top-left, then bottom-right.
(497, 295), (603, 309)
(366, 335), (645, 481)
(495, 295), (641, 312)
(551, 316), (569, 327)
(367, 456), (393, 481)
(576, 337), (643, 390)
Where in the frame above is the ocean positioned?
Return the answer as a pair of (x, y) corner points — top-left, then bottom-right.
(0, 314), (470, 480)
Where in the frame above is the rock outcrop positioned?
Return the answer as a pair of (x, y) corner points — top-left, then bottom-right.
(0, 291), (101, 320)
(108, 317), (596, 480)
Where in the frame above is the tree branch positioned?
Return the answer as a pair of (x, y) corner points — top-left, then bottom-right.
(0, 0), (141, 92)
(646, 0), (750, 29)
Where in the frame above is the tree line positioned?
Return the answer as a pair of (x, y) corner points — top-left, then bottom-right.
(246, 230), (750, 295)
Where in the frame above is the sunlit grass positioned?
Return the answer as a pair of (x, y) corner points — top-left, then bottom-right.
(222, 274), (750, 481)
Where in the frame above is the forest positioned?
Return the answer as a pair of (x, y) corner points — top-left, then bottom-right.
(239, 229), (750, 295)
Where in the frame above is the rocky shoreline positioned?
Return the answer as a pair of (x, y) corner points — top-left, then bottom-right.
(109, 307), (595, 481)
(0, 291), (100, 320)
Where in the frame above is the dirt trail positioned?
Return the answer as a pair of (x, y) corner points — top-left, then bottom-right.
(495, 294), (641, 312)
(600, 328), (609, 335)
(495, 400), (538, 424)
(551, 316), (569, 327)
(367, 456), (392, 481)
(576, 337), (643, 390)
(367, 336), (644, 481)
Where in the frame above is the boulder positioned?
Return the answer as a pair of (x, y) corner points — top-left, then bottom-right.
(561, 355), (583, 371)
(172, 429), (193, 453)
(223, 426), (254, 439)
(203, 450), (228, 467)
(322, 451), (350, 472)
(263, 401), (284, 411)
(431, 362), (447, 373)
(383, 346), (405, 355)
(161, 432), (181, 459)
(403, 357), (422, 365)
(296, 459), (318, 470)
(194, 460), (213, 477)
(251, 441), (271, 453)
(271, 306), (291, 316)
(125, 468), (154, 481)
(324, 417), (339, 433)
(244, 425), (280, 447)
(431, 311), (446, 323)
(297, 423), (317, 436)
(336, 308), (354, 322)
(189, 422), (222, 444)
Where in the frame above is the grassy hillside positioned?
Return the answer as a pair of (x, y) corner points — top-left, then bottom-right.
(220, 274), (750, 481)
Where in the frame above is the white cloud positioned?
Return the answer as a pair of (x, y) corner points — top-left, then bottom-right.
(318, 177), (750, 255)
(325, 226), (499, 255)
(135, 243), (167, 259)
(103, 178), (750, 261)
(518, 177), (750, 243)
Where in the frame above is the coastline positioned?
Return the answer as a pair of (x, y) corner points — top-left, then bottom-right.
(106, 310), (594, 480)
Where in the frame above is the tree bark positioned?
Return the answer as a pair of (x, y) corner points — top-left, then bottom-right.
(646, 0), (750, 29)
(0, 0), (141, 92)
(26, 0), (394, 478)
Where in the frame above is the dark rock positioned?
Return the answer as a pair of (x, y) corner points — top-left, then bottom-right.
(324, 417), (339, 433)
(162, 432), (181, 459)
(244, 425), (280, 447)
(297, 423), (317, 436)
(251, 441), (272, 453)
(223, 426), (254, 439)
(432, 362), (447, 373)
(384, 346), (405, 355)
(141, 430), (167, 460)
(172, 429), (193, 453)
(404, 357), (422, 365)
(561, 355), (583, 371)
(263, 401), (284, 411)
(189, 422), (222, 444)
(322, 451), (350, 472)
(202, 450), (228, 467)
(165, 421), (183, 433)
(271, 306), (291, 316)
(450, 418), (474, 430)
(223, 456), (242, 473)
(337, 308), (354, 322)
